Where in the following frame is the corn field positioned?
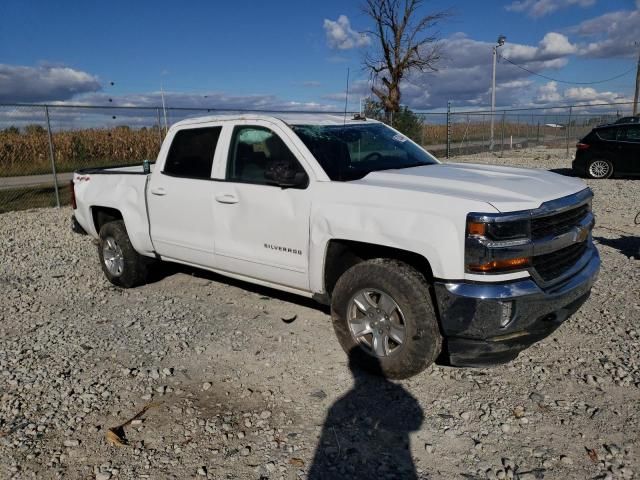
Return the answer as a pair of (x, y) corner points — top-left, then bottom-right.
(0, 126), (162, 177)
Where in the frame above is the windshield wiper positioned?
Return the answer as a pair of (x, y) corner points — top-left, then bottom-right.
(378, 162), (432, 171)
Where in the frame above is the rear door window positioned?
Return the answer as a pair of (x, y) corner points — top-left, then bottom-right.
(164, 127), (222, 179)
(596, 128), (617, 141)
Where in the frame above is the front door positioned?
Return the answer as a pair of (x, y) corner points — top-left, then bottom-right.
(212, 123), (311, 290)
(147, 126), (222, 267)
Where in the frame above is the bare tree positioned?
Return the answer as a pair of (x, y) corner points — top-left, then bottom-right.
(363, 0), (449, 116)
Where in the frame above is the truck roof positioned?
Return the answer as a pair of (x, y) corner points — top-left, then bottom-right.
(172, 113), (380, 129)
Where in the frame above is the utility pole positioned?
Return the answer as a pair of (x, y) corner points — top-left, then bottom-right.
(160, 84), (168, 134)
(490, 35), (506, 151)
(633, 45), (640, 116)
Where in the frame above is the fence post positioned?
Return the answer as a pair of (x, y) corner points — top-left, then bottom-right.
(500, 110), (506, 156)
(537, 122), (540, 144)
(156, 108), (163, 145)
(565, 106), (573, 158)
(446, 101), (451, 159)
(44, 105), (60, 208)
(530, 114), (534, 146)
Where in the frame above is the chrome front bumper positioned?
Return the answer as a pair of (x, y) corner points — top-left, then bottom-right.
(433, 246), (600, 366)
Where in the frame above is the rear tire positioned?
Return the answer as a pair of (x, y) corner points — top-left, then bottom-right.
(586, 159), (613, 179)
(331, 258), (442, 379)
(98, 220), (150, 288)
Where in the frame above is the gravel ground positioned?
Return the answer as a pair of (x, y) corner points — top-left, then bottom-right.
(0, 147), (638, 480)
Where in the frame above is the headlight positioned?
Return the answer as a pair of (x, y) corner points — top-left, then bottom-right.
(465, 215), (532, 274)
(467, 219), (530, 241)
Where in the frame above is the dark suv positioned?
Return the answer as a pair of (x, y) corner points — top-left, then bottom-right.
(613, 115), (639, 124)
(572, 123), (640, 179)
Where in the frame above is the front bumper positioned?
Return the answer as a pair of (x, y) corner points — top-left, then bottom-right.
(433, 247), (600, 367)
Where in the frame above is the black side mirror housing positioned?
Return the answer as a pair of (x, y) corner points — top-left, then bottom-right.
(265, 162), (308, 188)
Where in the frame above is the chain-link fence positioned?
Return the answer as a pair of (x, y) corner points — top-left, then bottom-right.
(416, 102), (634, 161)
(0, 104), (215, 212)
(0, 101), (636, 212)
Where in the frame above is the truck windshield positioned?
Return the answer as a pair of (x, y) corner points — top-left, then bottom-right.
(291, 123), (438, 181)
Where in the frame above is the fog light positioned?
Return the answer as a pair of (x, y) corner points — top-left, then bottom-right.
(500, 301), (514, 328)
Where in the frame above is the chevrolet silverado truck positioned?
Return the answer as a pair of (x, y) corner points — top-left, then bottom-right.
(71, 114), (600, 379)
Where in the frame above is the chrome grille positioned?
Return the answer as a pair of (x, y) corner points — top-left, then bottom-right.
(531, 204), (590, 239)
(533, 241), (588, 282)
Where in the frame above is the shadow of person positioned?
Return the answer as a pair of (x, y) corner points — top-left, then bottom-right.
(594, 235), (640, 259)
(307, 349), (424, 479)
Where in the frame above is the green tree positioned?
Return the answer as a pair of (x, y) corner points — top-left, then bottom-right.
(24, 124), (46, 135)
(364, 99), (423, 143)
(3, 126), (20, 134)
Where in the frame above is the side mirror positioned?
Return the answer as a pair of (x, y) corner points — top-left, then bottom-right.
(265, 162), (308, 188)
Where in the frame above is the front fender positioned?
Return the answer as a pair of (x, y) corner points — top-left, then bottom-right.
(308, 202), (467, 293)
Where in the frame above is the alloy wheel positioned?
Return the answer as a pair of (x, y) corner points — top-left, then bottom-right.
(102, 236), (124, 276)
(347, 289), (407, 357)
(589, 160), (610, 178)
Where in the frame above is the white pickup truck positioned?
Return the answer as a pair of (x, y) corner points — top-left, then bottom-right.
(71, 114), (599, 378)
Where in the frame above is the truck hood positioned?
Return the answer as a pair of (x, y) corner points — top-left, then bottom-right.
(354, 162), (587, 212)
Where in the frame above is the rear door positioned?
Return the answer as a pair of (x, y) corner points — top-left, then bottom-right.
(147, 125), (223, 267)
(616, 126), (640, 175)
(594, 126), (618, 162)
(211, 121), (312, 290)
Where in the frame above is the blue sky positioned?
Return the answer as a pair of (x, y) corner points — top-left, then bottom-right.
(0, 0), (638, 112)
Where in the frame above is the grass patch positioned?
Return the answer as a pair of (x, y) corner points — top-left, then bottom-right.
(0, 184), (71, 213)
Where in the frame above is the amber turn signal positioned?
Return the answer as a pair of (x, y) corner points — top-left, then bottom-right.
(468, 257), (530, 273)
(467, 221), (486, 236)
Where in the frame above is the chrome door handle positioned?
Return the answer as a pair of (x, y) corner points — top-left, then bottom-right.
(150, 186), (167, 196)
(215, 193), (239, 204)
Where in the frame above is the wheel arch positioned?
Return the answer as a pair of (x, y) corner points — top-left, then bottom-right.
(91, 206), (123, 233)
(322, 239), (435, 300)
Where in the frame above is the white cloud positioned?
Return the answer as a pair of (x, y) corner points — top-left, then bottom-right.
(535, 81), (563, 103)
(70, 90), (340, 112)
(0, 90), (344, 131)
(0, 64), (101, 103)
(502, 33), (576, 63)
(572, 8), (640, 58)
(563, 86), (624, 103)
(323, 15), (371, 50)
(533, 81), (628, 105)
(386, 32), (578, 109)
(352, 30), (628, 110)
(506, 0), (595, 18)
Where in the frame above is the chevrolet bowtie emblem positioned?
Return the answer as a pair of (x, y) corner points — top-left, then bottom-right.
(574, 225), (589, 243)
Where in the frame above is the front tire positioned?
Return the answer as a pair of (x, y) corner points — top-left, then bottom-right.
(98, 220), (150, 288)
(331, 259), (442, 379)
(586, 159), (613, 179)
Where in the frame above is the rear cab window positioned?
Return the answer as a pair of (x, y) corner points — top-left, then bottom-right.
(164, 127), (222, 179)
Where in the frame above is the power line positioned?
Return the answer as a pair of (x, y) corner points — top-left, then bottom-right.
(498, 54), (636, 85)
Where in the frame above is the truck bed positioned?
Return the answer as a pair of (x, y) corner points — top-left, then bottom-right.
(76, 162), (155, 175)
(72, 163), (155, 256)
